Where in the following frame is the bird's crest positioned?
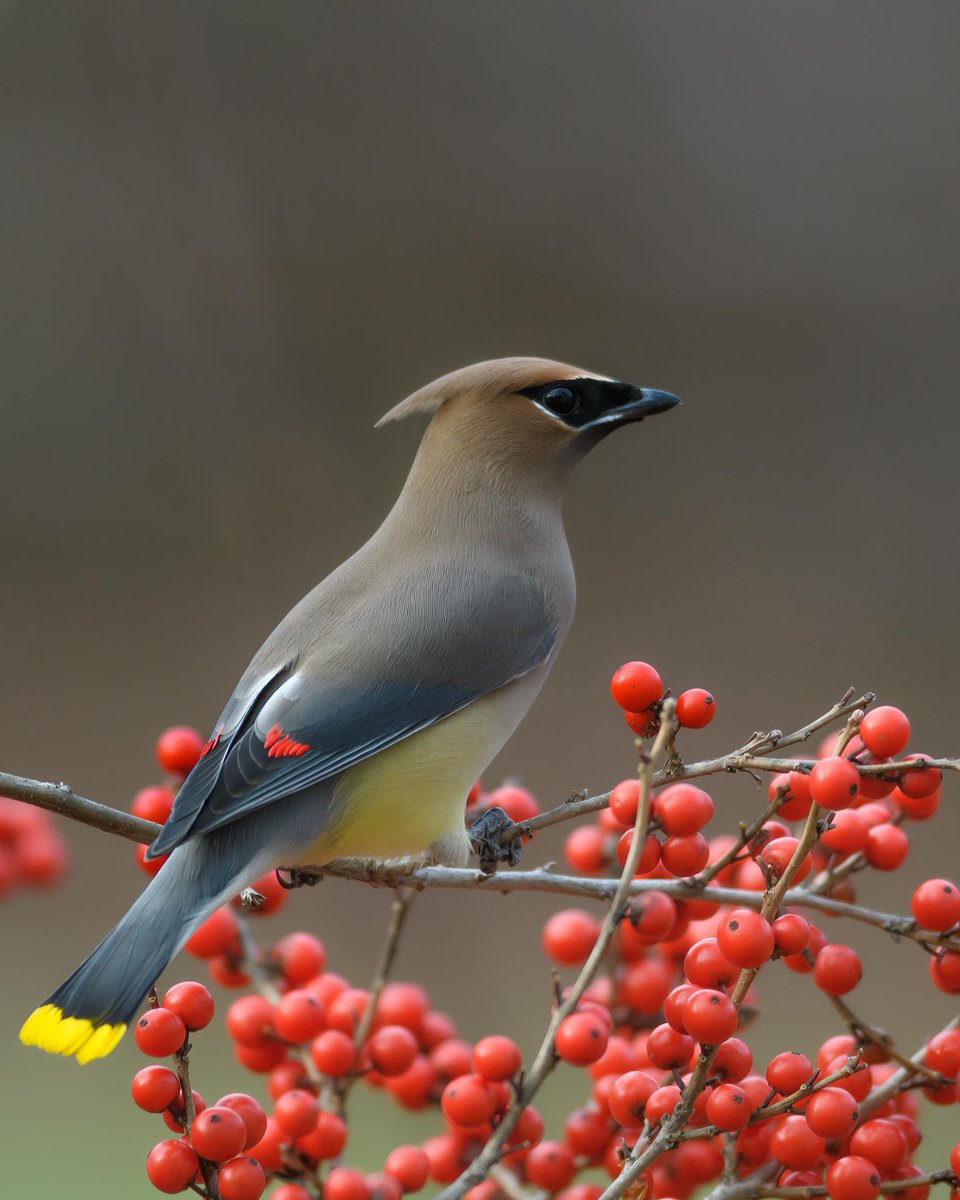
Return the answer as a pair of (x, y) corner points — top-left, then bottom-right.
(376, 357), (585, 427)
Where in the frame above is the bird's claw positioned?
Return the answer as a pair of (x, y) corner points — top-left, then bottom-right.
(275, 867), (320, 890)
(468, 806), (523, 874)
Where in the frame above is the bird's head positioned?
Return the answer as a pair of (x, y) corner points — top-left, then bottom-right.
(378, 357), (680, 478)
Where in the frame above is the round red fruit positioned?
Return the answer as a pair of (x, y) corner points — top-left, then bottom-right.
(859, 706), (910, 757)
(485, 785), (539, 823)
(554, 1012), (609, 1065)
(526, 1142), (576, 1191)
(825, 1156), (880, 1200)
(156, 726), (205, 775)
(218, 1156), (266, 1200)
(805, 1087), (859, 1138)
(310, 1029), (357, 1076)
(473, 1035), (522, 1081)
(131, 1065), (181, 1112)
(274, 989), (327, 1044)
(717, 909), (775, 968)
(325, 1167), (370, 1200)
(131, 785), (175, 823)
(191, 1105), (248, 1162)
(368, 1025), (419, 1076)
(271, 931), (326, 984)
(706, 1083), (752, 1131)
(146, 1139), (200, 1194)
(911, 879), (960, 931)
(274, 1088), (320, 1138)
(898, 756), (941, 799)
(766, 1051), (812, 1094)
(654, 783), (714, 836)
(542, 909), (600, 965)
(216, 1094), (267, 1150)
(162, 981), (214, 1032)
(676, 688), (716, 729)
(610, 661), (663, 712)
(813, 944), (862, 995)
(809, 757), (860, 810)
(135, 1007), (186, 1058)
(441, 1074), (496, 1128)
(683, 989), (738, 1045)
(385, 1145), (430, 1193)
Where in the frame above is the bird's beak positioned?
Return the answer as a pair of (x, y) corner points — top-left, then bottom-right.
(591, 386), (682, 428)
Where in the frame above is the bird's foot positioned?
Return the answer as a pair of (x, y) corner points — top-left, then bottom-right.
(468, 806), (523, 874)
(275, 867), (322, 890)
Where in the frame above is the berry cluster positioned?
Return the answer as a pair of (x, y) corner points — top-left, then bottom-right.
(63, 673), (960, 1200)
(0, 796), (69, 897)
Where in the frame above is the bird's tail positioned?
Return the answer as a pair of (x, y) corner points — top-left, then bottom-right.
(19, 837), (263, 1064)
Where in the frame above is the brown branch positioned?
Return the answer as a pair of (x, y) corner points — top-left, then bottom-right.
(0, 768), (160, 843)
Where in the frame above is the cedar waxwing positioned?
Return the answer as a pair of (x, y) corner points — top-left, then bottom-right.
(20, 357), (679, 1063)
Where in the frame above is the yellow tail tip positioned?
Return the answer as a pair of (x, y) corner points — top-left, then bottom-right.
(20, 1005), (126, 1063)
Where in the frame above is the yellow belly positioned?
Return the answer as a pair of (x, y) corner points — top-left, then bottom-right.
(299, 669), (546, 866)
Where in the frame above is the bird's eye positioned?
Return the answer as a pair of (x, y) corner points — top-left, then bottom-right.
(542, 386), (578, 416)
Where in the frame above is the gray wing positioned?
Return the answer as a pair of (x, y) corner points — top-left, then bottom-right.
(148, 567), (554, 857)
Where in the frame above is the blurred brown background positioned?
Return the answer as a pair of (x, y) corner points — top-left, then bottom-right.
(2, 3), (959, 1195)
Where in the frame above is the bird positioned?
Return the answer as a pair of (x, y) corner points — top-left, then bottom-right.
(20, 356), (680, 1063)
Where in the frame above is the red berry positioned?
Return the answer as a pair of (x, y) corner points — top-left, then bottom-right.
(821, 810), (868, 855)
(759, 836), (812, 883)
(218, 1156), (266, 1200)
(912, 879), (960, 930)
(624, 709), (660, 738)
(274, 989), (327, 1044)
(654, 783), (714, 836)
(675, 688), (716, 729)
(770, 1115), (825, 1169)
(146, 1139), (200, 1193)
(310, 1029), (357, 1076)
(647, 1023), (695, 1070)
(850, 1119), (908, 1172)
(156, 726), (205, 775)
(624, 891), (678, 943)
(473, 1035), (522, 1081)
(384, 1145), (430, 1193)
(541, 909), (600, 965)
(131, 1065), (181, 1112)
(564, 1106), (611, 1158)
(929, 950), (960, 993)
(615, 829), (661, 875)
(273, 1187), (312, 1200)
(441, 1074), (496, 1127)
(712, 1037), (753, 1082)
(813, 944), (862, 995)
(683, 989), (738, 1045)
(684, 938), (739, 989)
(564, 825), (610, 873)
(805, 1087), (859, 1138)
(216, 1094), (267, 1150)
(327, 988), (370, 1038)
(554, 1012), (609, 1065)
(661, 833), (710, 876)
(644, 1084), (682, 1125)
(717, 909), (775, 968)
(610, 661), (663, 712)
(864, 823), (908, 870)
(766, 1051), (812, 1094)
(131, 785), (175, 823)
(484, 784), (539, 823)
(859, 706), (910, 757)
(769, 771), (813, 821)
(773, 915), (811, 956)
(274, 1088), (319, 1138)
(297, 1110), (347, 1161)
(526, 1142), (576, 1191)
(608, 1070), (658, 1126)
(825, 1156), (881, 1200)
(191, 1105), (248, 1162)
(325, 1168), (370, 1200)
(135, 1007), (186, 1058)
(898, 756), (941, 799)
(185, 906), (241, 959)
(162, 982), (214, 1032)
(162, 1090), (204, 1133)
(226, 995), (275, 1046)
(609, 780), (641, 826)
(925, 1029), (960, 1074)
(271, 932), (326, 984)
(617, 958), (674, 1015)
(809, 757), (861, 810)
(706, 1083), (752, 1131)
(368, 1026), (419, 1076)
